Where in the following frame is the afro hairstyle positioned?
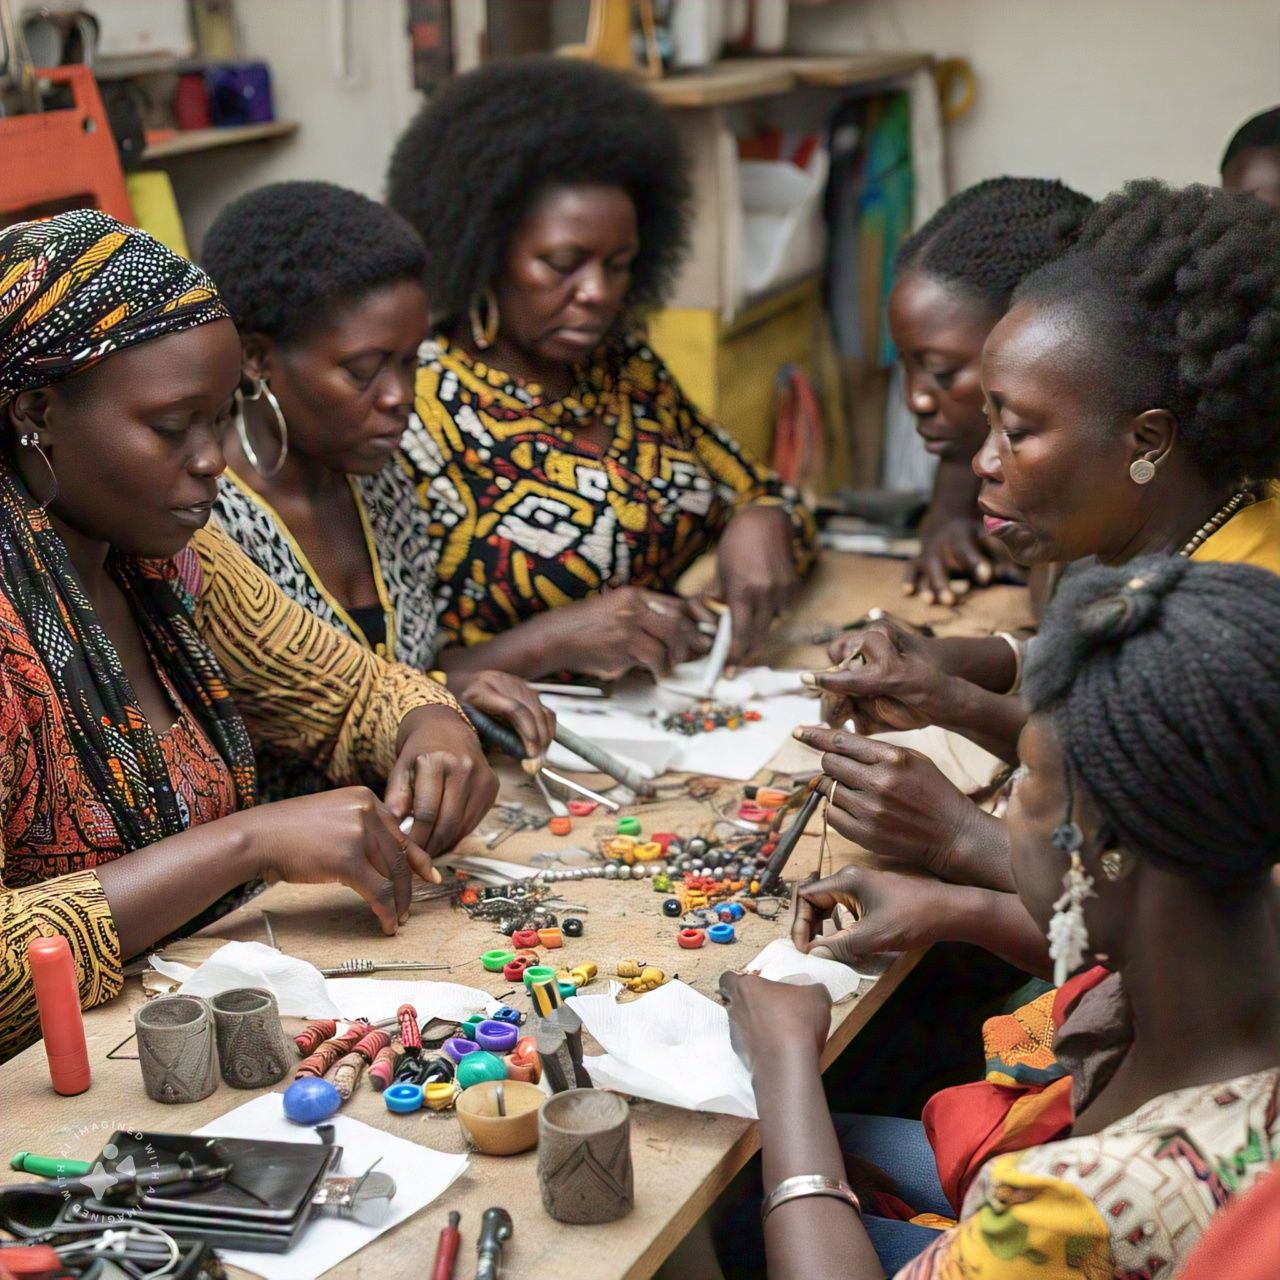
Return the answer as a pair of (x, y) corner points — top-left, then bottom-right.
(201, 181), (425, 345)
(1220, 105), (1280, 173)
(1014, 180), (1280, 487)
(385, 56), (691, 327)
(895, 176), (1095, 315)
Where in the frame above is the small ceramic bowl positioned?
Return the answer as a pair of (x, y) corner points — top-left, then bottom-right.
(456, 1079), (544, 1155)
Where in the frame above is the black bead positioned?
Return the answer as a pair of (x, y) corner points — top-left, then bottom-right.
(562, 917), (584, 937)
(662, 898), (682, 917)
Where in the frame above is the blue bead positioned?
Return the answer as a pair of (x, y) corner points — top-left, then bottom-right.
(492, 1005), (523, 1025)
(708, 922), (736, 944)
(384, 1082), (425, 1114)
(282, 1077), (341, 1124)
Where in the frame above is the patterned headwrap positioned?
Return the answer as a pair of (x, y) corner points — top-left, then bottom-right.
(0, 208), (229, 407)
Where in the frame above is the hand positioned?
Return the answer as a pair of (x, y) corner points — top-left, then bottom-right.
(791, 864), (958, 965)
(714, 506), (801, 663)
(384, 705), (499, 860)
(809, 622), (954, 733)
(905, 516), (1024, 606)
(793, 725), (979, 878)
(556, 586), (710, 681)
(233, 787), (423, 934)
(448, 668), (556, 760)
(718, 970), (831, 1072)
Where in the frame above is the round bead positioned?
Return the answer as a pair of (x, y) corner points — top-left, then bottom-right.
(662, 897), (682, 917)
(383, 1082), (424, 1114)
(425, 1081), (457, 1110)
(475, 1020), (520, 1054)
(677, 928), (706, 949)
(719, 902), (745, 922)
(443, 1036), (480, 1063)
(482, 949), (515, 972)
(283, 1078), (342, 1124)
(688, 837), (708, 855)
(708, 922), (736, 944)
(604, 863), (619, 879)
(562, 917), (584, 938)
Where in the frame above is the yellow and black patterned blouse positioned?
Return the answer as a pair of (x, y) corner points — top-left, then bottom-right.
(408, 334), (816, 647)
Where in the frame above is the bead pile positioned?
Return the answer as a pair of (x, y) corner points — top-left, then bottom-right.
(661, 701), (762, 736)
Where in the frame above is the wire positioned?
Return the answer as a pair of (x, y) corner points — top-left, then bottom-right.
(52, 1218), (182, 1277)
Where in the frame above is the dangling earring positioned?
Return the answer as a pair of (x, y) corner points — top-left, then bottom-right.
(1047, 818), (1096, 986)
(1129, 458), (1157, 485)
(18, 431), (58, 510)
(469, 287), (500, 350)
(233, 378), (289, 479)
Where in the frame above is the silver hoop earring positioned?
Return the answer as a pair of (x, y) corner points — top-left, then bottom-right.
(18, 431), (58, 511)
(1129, 458), (1157, 485)
(233, 378), (289, 479)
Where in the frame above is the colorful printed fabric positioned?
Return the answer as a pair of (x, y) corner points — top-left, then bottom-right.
(214, 455), (443, 800)
(410, 334), (816, 647)
(0, 522), (465, 1060)
(900, 1068), (1280, 1279)
(0, 209), (227, 407)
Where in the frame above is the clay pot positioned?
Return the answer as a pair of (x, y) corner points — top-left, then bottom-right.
(457, 1080), (543, 1155)
(134, 995), (217, 1104)
(537, 1089), (633, 1223)
(211, 988), (293, 1089)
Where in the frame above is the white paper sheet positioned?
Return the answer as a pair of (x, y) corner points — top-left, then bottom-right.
(149, 941), (337, 1018)
(544, 665), (816, 782)
(743, 938), (872, 1000)
(150, 943), (495, 1025)
(196, 1093), (467, 1280)
(569, 980), (758, 1118)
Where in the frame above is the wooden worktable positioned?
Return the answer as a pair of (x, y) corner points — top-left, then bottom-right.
(0, 551), (1030, 1280)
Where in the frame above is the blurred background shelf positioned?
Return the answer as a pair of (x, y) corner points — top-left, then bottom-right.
(142, 121), (299, 161)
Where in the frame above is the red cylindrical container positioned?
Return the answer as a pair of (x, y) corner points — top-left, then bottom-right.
(28, 936), (91, 1095)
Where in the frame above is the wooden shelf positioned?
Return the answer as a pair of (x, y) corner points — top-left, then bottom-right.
(647, 52), (931, 108)
(141, 121), (298, 161)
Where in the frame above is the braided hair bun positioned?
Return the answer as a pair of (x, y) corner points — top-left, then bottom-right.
(1025, 557), (1280, 889)
(1015, 180), (1280, 486)
(895, 177), (1095, 314)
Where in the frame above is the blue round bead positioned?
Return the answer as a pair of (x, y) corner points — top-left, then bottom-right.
(282, 1077), (341, 1124)
(384, 1082), (425, 1114)
(708, 922), (736, 944)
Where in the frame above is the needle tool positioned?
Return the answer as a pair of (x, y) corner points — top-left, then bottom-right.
(760, 778), (824, 891)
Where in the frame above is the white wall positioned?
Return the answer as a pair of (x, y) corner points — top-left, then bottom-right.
(790, 0), (1280, 198)
(164, 0), (420, 250)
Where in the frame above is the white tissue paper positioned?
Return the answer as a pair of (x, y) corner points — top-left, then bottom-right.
(197, 1092), (467, 1280)
(742, 937), (873, 999)
(149, 941), (337, 1018)
(150, 942), (494, 1025)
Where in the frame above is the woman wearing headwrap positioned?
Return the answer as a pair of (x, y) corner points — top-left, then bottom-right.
(0, 211), (498, 1059)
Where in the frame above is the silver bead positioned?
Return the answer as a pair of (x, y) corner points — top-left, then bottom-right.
(604, 864), (618, 879)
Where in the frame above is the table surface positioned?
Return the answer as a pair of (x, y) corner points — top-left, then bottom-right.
(0, 551), (1030, 1280)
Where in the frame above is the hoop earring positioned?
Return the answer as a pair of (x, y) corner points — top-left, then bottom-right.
(233, 378), (289, 479)
(18, 431), (58, 511)
(1129, 458), (1157, 485)
(469, 287), (500, 350)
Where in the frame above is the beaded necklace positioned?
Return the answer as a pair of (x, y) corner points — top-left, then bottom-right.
(1178, 489), (1252, 558)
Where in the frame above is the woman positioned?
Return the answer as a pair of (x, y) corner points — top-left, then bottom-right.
(1220, 104), (1280, 208)
(891, 177), (1093, 606)
(0, 211), (498, 1059)
(804, 180), (1280, 914)
(202, 181), (554, 799)
(386, 56), (816, 678)
(726, 557), (1280, 1278)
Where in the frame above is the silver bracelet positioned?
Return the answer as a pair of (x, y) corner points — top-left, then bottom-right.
(995, 631), (1026, 695)
(760, 1174), (862, 1223)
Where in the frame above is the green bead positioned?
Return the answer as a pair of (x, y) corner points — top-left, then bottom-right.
(616, 816), (642, 836)
(461, 1013), (486, 1040)
(456, 1051), (508, 1089)
(653, 873), (672, 892)
(482, 949), (515, 972)
(556, 979), (576, 1001)
(523, 964), (557, 987)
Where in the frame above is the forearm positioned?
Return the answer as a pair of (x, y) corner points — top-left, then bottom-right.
(944, 806), (1016, 892)
(753, 1044), (884, 1280)
(96, 818), (258, 959)
(437, 613), (562, 681)
(931, 635), (1018, 691)
(935, 677), (1029, 764)
(943, 883), (1053, 977)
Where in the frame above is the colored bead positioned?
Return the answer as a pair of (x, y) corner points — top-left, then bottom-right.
(443, 1036), (479, 1063)
(616, 816), (642, 836)
(719, 902), (745, 922)
(294, 1019), (337, 1056)
(369, 1042), (402, 1091)
(537, 927), (563, 949)
(708, 923), (736, 944)
(491, 1004), (524, 1025)
(556, 979), (576, 1001)
(503, 957), (531, 982)
(567, 800), (597, 816)
(475, 1020), (520, 1054)
(512, 928), (541, 949)
(549, 815), (573, 836)
(283, 1077), (342, 1124)
(425, 1081), (457, 1110)
(562, 916), (584, 938)
(457, 1051), (508, 1089)
(514, 949), (540, 964)
(461, 1013), (486, 1040)
(633, 841), (662, 862)
(662, 897), (682, 917)
(384, 1082), (424, 1114)
(652, 832), (676, 852)
(678, 928), (706, 949)
(397, 1004), (421, 1053)
(523, 964), (557, 988)
(617, 960), (642, 978)
(653, 872), (672, 892)
(482, 948), (515, 972)
(570, 962), (598, 986)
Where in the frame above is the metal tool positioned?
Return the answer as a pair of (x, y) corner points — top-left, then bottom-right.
(319, 959), (452, 976)
(700, 606), (734, 696)
(312, 1162), (397, 1226)
(431, 1209), (462, 1280)
(534, 770), (570, 819)
(475, 1205), (513, 1280)
(760, 779), (824, 890)
(549, 722), (656, 797)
